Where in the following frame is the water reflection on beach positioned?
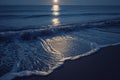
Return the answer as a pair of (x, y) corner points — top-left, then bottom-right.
(44, 36), (74, 56)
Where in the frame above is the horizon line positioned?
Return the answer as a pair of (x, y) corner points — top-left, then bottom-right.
(0, 4), (120, 6)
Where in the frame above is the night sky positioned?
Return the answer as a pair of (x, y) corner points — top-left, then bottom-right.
(0, 0), (120, 5)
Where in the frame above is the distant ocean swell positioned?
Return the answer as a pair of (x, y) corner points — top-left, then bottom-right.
(0, 18), (120, 40)
(0, 13), (120, 19)
(0, 18), (120, 80)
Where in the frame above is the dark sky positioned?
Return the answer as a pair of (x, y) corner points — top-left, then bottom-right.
(0, 0), (120, 5)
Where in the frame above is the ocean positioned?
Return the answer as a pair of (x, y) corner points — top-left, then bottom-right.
(0, 5), (120, 80)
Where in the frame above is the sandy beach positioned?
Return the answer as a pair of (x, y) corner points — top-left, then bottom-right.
(14, 45), (120, 80)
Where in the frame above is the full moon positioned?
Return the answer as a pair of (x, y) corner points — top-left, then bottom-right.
(53, 0), (58, 4)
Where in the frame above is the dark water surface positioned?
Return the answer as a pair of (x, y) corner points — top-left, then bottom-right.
(0, 5), (120, 80)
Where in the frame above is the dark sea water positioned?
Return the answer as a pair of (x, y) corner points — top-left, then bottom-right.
(0, 5), (120, 80)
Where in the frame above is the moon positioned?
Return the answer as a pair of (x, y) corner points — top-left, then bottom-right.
(53, 0), (59, 4)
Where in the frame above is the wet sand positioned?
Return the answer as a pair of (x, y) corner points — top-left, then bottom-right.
(14, 45), (120, 80)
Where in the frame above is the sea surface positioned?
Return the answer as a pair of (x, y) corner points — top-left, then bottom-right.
(0, 5), (120, 80)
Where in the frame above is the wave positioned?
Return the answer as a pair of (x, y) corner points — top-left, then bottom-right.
(1, 13), (120, 19)
(0, 10), (48, 13)
(0, 18), (120, 41)
(0, 18), (120, 80)
(24, 13), (120, 18)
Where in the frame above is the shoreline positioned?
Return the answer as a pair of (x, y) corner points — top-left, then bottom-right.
(14, 44), (120, 80)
